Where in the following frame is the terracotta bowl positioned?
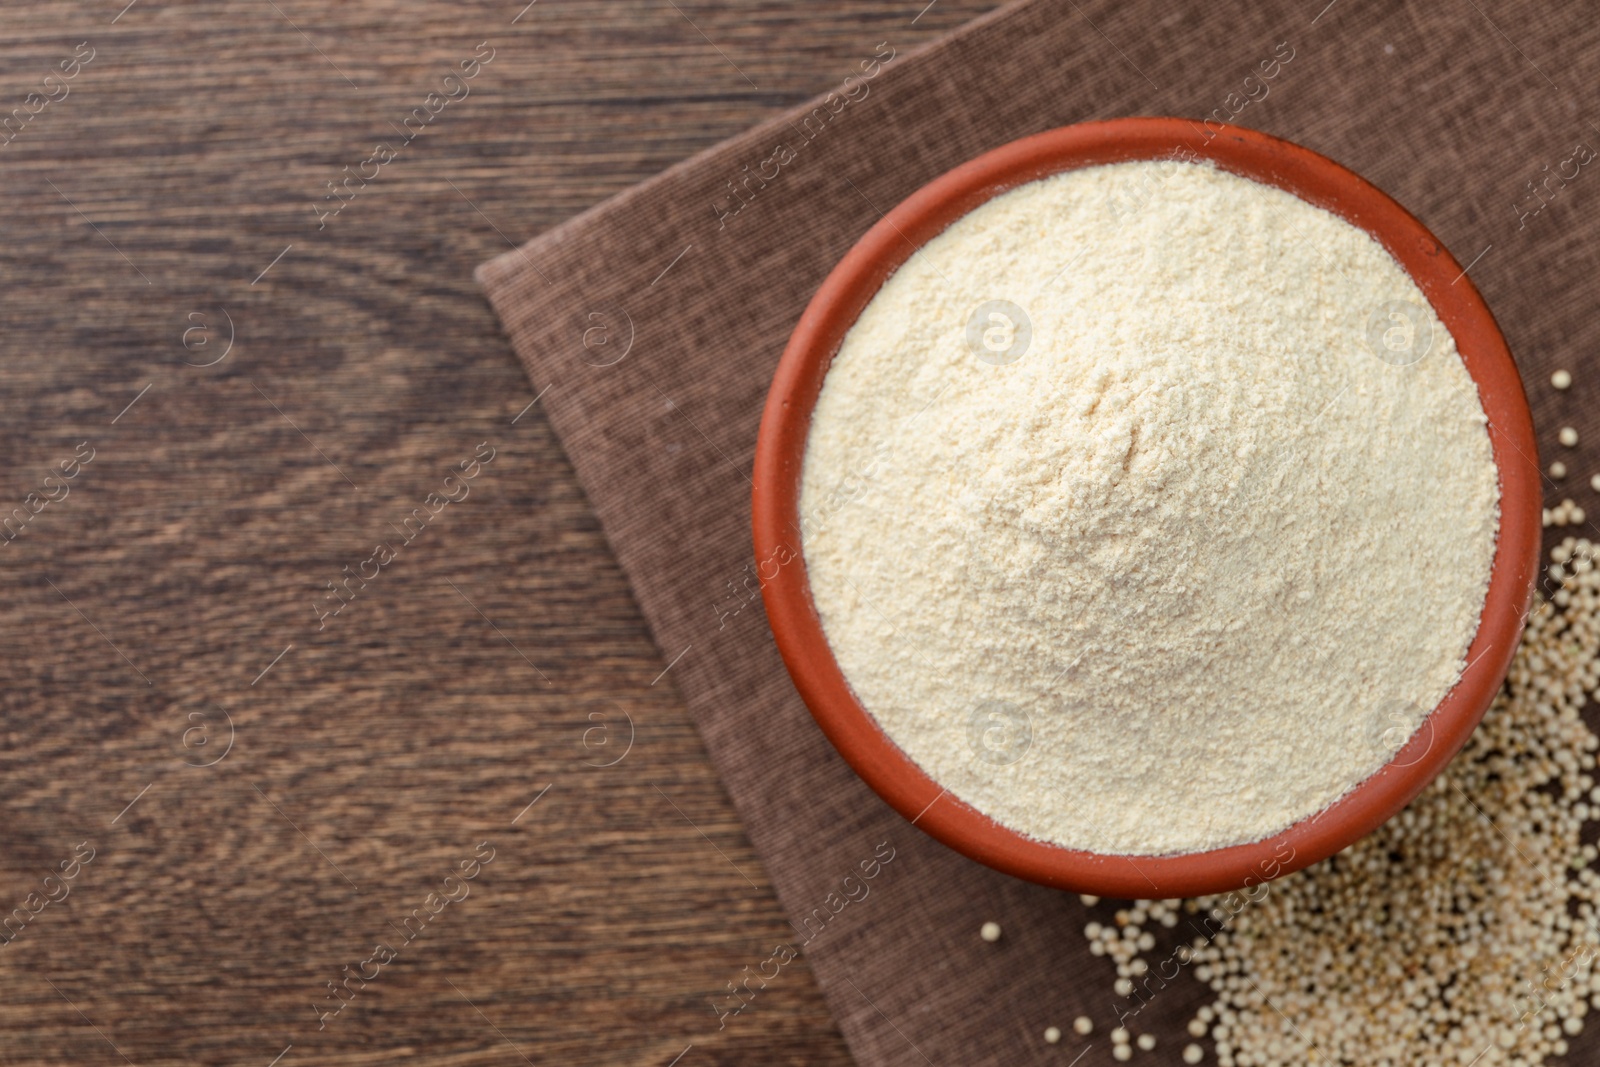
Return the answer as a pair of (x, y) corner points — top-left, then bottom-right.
(751, 117), (1541, 898)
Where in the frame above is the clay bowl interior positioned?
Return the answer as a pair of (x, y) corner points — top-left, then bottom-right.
(752, 117), (1542, 898)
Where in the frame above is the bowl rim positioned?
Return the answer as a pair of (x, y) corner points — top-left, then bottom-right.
(751, 117), (1542, 898)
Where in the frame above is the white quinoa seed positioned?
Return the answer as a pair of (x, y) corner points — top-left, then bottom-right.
(1044, 1026), (1061, 1044)
(1137, 1033), (1157, 1050)
(1080, 538), (1600, 1066)
(1552, 461), (1569, 480)
(800, 161), (1498, 855)
(1562, 426), (1580, 447)
(1073, 1016), (1093, 1035)
(1113, 1046), (1133, 1062)
(979, 921), (1001, 943)
(1591, 473), (1600, 493)
(1553, 369), (1573, 390)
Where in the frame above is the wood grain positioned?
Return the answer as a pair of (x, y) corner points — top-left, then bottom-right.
(0, 1), (994, 1063)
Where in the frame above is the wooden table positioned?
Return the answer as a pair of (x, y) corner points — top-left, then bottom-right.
(0, 1), (992, 1063)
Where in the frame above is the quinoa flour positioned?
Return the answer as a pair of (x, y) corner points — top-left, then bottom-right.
(798, 160), (1500, 856)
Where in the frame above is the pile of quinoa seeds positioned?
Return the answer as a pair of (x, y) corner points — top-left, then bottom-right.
(1072, 537), (1600, 1067)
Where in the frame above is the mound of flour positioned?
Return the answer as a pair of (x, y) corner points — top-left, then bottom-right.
(799, 160), (1499, 856)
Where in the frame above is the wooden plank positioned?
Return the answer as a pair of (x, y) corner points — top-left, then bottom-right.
(0, 1), (993, 1063)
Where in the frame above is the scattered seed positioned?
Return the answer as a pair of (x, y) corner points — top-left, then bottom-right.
(1137, 1033), (1157, 1051)
(1552, 461), (1569, 479)
(1561, 426), (1580, 447)
(1554, 369), (1573, 390)
(1044, 1026), (1061, 1044)
(1073, 1016), (1093, 1035)
(1078, 536), (1600, 1066)
(979, 921), (1001, 943)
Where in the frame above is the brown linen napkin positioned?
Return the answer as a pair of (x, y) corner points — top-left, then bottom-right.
(478, 0), (1599, 1062)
